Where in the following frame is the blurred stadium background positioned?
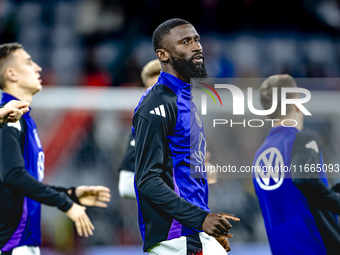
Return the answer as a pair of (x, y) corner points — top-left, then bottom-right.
(1, 0), (340, 254)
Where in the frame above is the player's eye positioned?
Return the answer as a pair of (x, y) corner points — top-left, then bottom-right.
(195, 39), (200, 43)
(181, 40), (188, 45)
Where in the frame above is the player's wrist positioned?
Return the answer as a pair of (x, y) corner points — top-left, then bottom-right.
(67, 187), (81, 205)
(199, 211), (210, 231)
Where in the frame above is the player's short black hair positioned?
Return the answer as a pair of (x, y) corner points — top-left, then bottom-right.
(152, 18), (191, 52)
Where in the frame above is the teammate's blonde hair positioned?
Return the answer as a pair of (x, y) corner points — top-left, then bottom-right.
(141, 59), (161, 87)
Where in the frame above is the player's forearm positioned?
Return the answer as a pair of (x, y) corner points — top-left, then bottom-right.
(136, 172), (209, 230)
(290, 135), (340, 213)
(291, 165), (340, 213)
(293, 178), (340, 214)
(50, 186), (81, 204)
(293, 177), (340, 214)
(2, 167), (74, 212)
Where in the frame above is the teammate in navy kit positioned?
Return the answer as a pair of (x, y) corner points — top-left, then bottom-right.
(0, 43), (111, 255)
(253, 74), (340, 255)
(133, 19), (239, 254)
(118, 59), (161, 199)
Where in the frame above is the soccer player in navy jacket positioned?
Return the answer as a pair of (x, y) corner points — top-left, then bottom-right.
(118, 59), (217, 200)
(0, 43), (111, 255)
(132, 19), (239, 254)
(253, 74), (340, 255)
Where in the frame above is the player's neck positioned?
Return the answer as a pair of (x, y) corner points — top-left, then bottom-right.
(162, 67), (189, 84)
(3, 86), (33, 105)
(272, 117), (303, 131)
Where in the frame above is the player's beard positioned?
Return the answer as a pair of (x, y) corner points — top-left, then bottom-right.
(170, 54), (208, 82)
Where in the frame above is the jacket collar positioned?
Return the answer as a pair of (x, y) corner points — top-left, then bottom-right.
(1, 92), (31, 114)
(269, 125), (299, 136)
(157, 72), (191, 95)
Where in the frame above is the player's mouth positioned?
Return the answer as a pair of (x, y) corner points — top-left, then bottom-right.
(192, 54), (204, 63)
(38, 76), (42, 83)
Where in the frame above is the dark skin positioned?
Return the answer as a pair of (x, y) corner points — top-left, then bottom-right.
(203, 213), (240, 238)
(155, 24), (240, 250)
(156, 24), (203, 83)
(216, 235), (231, 252)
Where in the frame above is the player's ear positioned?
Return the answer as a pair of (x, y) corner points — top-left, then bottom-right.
(6, 68), (18, 83)
(156, 49), (170, 63)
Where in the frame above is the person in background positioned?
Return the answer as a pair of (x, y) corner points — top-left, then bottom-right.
(0, 43), (111, 255)
(253, 74), (340, 255)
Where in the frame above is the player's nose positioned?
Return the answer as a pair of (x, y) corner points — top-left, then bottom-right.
(34, 62), (42, 73)
(192, 41), (202, 52)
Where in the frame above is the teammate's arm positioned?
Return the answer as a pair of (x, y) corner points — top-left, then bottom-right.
(0, 100), (29, 124)
(0, 121), (74, 210)
(118, 170), (136, 198)
(118, 134), (136, 199)
(50, 186), (111, 208)
(291, 133), (340, 214)
(50, 186), (81, 204)
(0, 121), (95, 237)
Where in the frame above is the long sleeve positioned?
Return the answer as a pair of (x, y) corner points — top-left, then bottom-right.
(0, 120), (73, 212)
(118, 133), (137, 198)
(119, 133), (136, 173)
(118, 170), (136, 199)
(291, 133), (340, 214)
(133, 110), (208, 231)
(50, 186), (81, 205)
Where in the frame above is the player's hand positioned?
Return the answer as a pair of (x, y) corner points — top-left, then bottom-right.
(205, 151), (217, 185)
(0, 107), (21, 124)
(75, 186), (111, 208)
(5, 100), (29, 113)
(66, 203), (94, 237)
(0, 100), (29, 124)
(216, 236), (231, 252)
(202, 213), (240, 237)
